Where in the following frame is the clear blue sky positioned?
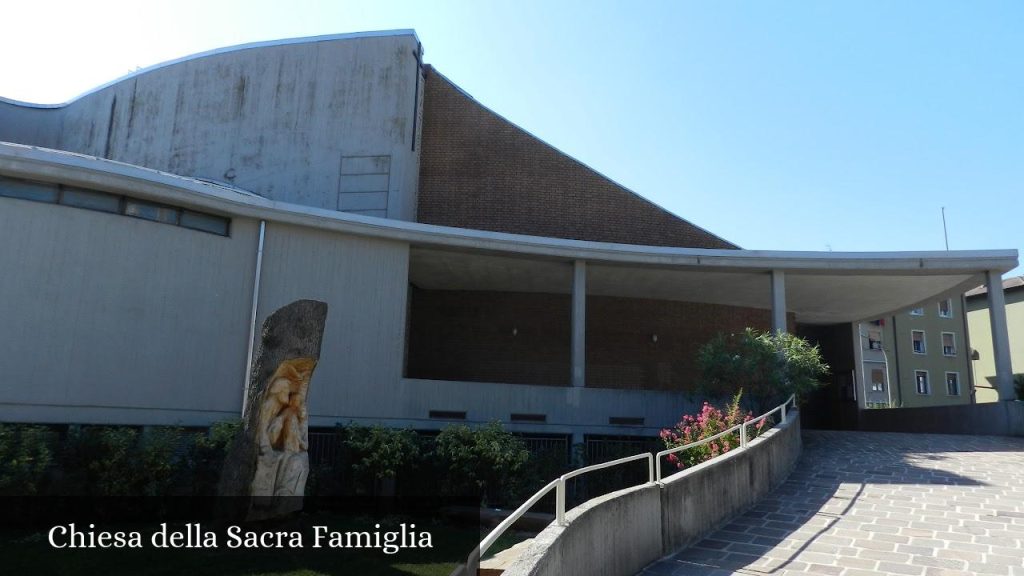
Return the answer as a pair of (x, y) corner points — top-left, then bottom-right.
(3, 1), (1021, 276)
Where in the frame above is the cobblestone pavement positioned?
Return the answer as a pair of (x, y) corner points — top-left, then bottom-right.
(642, 430), (1024, 576)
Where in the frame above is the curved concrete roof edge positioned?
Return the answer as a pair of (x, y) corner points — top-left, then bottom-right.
(0, 141), (1018, 274)
(0, 29), (419, 109)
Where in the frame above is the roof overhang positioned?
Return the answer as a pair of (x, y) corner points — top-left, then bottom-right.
(1, 142), (1017, 325)
(408, 248), (995, 325)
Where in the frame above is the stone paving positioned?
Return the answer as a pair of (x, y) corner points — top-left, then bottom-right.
(642, 430), (1024, 576)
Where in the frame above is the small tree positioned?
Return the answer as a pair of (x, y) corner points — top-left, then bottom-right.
(697, 328), (829, 412)
(434, 422), (530, 508)
(1014, 373), (1024, 401)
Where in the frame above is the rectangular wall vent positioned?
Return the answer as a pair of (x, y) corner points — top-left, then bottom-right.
(429, 410), (467, 420)
(339, 154), (390, 218)
(609, 416), (645, 426)
(510, 413), (547, 423)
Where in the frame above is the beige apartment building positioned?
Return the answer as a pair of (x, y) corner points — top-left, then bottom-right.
(967, 276), (1024, 403)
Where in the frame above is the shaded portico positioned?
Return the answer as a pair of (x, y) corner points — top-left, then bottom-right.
(407, 244), (1018, 407)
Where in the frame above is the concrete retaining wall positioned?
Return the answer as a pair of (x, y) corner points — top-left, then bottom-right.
(504, 411), (802, 576)
(858, 401), (1024, 437)
(507, 484), (663, 576)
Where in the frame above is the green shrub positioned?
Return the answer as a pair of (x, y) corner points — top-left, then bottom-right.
(0, 424), (56, 495)
(57, 426), (191, 496)
(1015, 374), (1024, 401)
(341, 424), (422, 497)
(185, 420), (241, 496)
(136, 427), (185, 497)
(434, 422), (530, 507)
(697, 328), (829, 412)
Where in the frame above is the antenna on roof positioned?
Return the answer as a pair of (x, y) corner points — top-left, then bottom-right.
(941, 207), (950, 251)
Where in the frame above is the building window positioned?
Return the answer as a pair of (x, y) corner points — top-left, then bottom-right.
(125, 199), (180, 225)
(867, 330), (882, 350)
(915, 370), (931, 395)
(941, 332), (957, 356)
(0, 177), (59, 202)
(910, 307), (925, 316)
(180, 210), (230, 236)
(938, 299), (953, 318)
(60, 187), (121, 213)
(870, 368), (886, 392)
(0, 175), (230, 237)
(946, 372), (961, 396)
(912, 330), (927, 354)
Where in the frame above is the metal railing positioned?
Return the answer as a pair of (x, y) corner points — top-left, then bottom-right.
(555, 452), (654, 525)
(470, 393), (797, 566)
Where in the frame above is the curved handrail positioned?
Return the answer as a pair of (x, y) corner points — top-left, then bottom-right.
(478, 478), (560, 559)
(466, 393), (797, 573)
(555, 452), (654, 525)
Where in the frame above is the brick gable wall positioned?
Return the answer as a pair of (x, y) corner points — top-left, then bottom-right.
(416, 68), (737, 249)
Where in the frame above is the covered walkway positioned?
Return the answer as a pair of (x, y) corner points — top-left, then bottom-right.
(643, 430), (1024, 576)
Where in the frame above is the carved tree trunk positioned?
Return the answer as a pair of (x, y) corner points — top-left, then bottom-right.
(218, 299), (328, 521)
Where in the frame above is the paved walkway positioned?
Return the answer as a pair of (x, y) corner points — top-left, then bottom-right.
(642, 430), (1024, 576)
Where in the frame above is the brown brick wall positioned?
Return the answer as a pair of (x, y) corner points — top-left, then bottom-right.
(587, 296), (791, 391)
(406, 288), (571, 386)
(417, 68), (738, 249)
(406, 289), (792, 391)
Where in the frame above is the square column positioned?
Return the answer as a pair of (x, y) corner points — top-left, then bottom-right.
(771, 270), (787, 334)
(572, 260), (586, 387)
(986, 270), (1015, 400)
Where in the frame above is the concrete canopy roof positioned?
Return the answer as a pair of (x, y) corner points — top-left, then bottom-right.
(408, 247), (997, 325)
(1, 141), (1018, 326)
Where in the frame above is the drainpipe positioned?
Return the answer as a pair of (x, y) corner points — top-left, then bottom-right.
(241, 220), (266, 416)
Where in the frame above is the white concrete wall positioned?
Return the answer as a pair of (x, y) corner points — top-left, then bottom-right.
(0, 196), (413, 426)
(257, 223), (410, 423)
(0, 33), (422, 221)
(0, 196), (259, 425)
(0, 100), (60, 149)
(395, 378), (699, 437)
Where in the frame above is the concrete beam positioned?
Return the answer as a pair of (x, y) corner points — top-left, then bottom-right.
(771, 270), (786, 334)
(572, 260), (586, 388)
(986, 270), (1015, 401)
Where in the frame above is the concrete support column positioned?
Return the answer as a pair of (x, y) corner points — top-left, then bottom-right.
(852, 323), (868, 410)
(771, 270), (787, 334)
(986, 270), (1015, 400)
(571, 431), (584, 449)
(571, 260), (587, 388)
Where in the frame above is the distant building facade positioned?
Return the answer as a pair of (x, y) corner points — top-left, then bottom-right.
(857, 297), (973, 408)
(966, 276), (1024, 402)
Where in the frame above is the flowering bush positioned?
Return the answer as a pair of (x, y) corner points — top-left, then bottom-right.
(659, 390), (769, 470)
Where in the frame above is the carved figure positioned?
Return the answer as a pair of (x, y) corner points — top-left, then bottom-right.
(250, 357), (316, 499)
